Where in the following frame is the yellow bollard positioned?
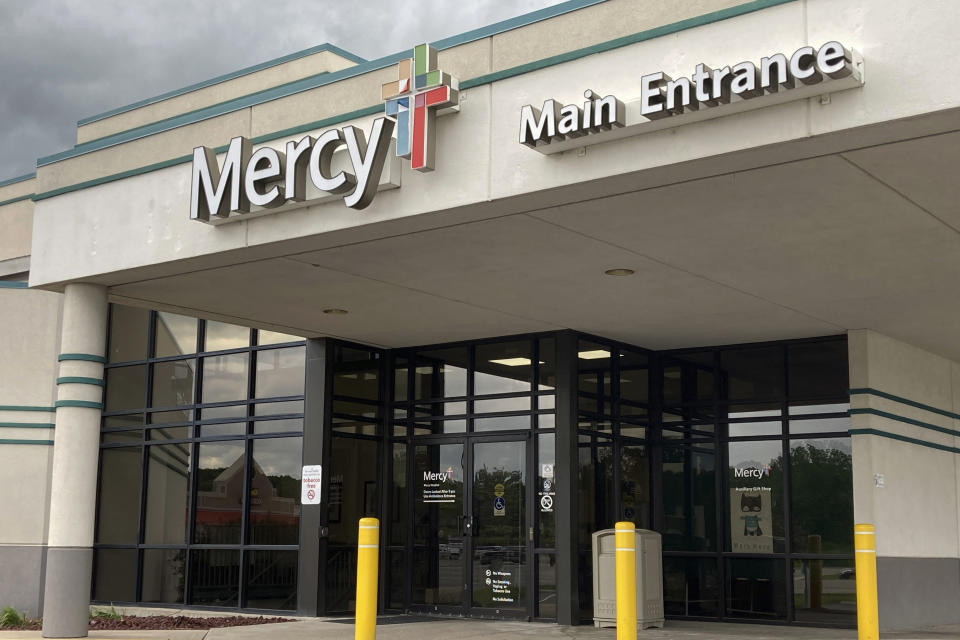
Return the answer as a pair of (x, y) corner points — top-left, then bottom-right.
(854, 523), (879, 640)
(355, 517), (380, 640)
(615, 521), (637, 640)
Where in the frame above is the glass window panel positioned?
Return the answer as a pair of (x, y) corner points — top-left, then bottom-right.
(726, 558), (787, 620)
(155, 312), (197, 357)
(620, 350), (649, 406)
(662, 445), (716, 551)
(101, 429), (143, 444)
(254, 418), (303, 434)
(790, 415), (851, 435)
(103, 414), (144, 429)
(105, 365), (147, 412)
(108, 304), (149, 363)
(332, 419), (379, 435)
(538, 394), (555, 410)
(789, 401), (850, 416)
(204, 320), (249, 351)
(620, 445), (650, 528)
(334, 346), (380, 400)
(538, 433), (556, 548)
(720, 346), (784, 401)
(327, 436), (379, 543)
(150, 409), (192, 424)
(390, 443), (407, 546)
(538, 413), (555, 429)
(247, 550), (298, 610)
(538, 338), (556, 390)
(151, 359), (196, 408)
(791, 438), (853, 553)
(394, 359), (409, 402)
(412, 419), (465, 434)
(96, 447), (142, 544)
(475, 340), (533, 395)
(144, 444), (191, 544)
(387, 550), (405, 610)
(726, 404), (782, 419)
(788, 340), (848, 399)
(620, 424), (646, 438)
(663, 557), (719, 617)
(141, 549), (186, 604)
(474, 396), (530, 414)
(333, 399), (378, 419)
(728, 420), (782, 437)
(190, 549), (240, 606)
(662, 351), (714, 405)
(474, 415), (530, 432)
(537, 553), (557, 619)
(728, 440), (785, 553)
(414, 347), (468, 399)
(249, 437), (302, 545)
(257, 329), (302, 346)
(200, 404), (246, 420)
(202, 353), (249, 404)
(194, 440), (246, 544)
(413, 401), (465, 417)
(793, 558), (857, 624)
(576, 440), (613, 620)
(199, 422), (247, 437)
(93, 549), (138, 602)
(148, 426), (190, 440)
(254, 400), (303, 416)
(255, 347), (305, 398)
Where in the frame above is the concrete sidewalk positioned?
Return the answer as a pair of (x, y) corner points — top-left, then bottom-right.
(3, 617), (960, 640)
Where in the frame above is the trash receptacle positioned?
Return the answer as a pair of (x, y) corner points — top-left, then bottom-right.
(592, 528), (665, 630)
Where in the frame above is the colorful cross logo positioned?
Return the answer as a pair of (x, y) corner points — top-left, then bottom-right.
(382, 44), (460, 172)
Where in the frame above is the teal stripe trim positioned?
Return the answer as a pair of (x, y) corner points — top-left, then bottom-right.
(0, 172), (35, 188)
(0, 405), (55, 412)
(54, 400), (103, 410)
(57, 377), (104, 387)
(0, 423), (54, 429)
(33, 0), (794, 173)
(849, 408), (960, 439)
(849, 387), (960, 421)
(58, 353), (107, 363)
(0, 193), (34, 207)
(0, 282), (28, 289)
(850, 428), (960, 455)
(77, 43), (365, 127)
(0, 439), (53, 446)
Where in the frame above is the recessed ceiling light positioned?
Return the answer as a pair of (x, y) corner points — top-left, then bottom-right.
(604, 268), (635, 276)
(578, 350), (611, 360)
(323, 308), (348, 315)
(490, 357), (533, 367)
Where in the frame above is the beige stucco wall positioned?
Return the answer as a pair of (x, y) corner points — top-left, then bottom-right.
(849, 329), (960, 559)
(0, 197), (34, 263)
(0, 287), (63, 546)
(76, 49), (359, 144)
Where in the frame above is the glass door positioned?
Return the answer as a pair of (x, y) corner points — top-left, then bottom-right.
(470, 437), (528, 618)
(409, 436), (530, 618)
(411, 441), (467, 615)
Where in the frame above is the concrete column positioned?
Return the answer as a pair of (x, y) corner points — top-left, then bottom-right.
(42, 283), (108, 638)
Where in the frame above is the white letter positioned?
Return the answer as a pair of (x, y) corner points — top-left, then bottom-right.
(244, 147), (286, 208)
(790, 46), (821, 84)
(665, 77), (697, 114)
(190, 136), (250, 221)
(285, 135), (314, 202)
(730, 61), (761, 99)
(310, 129), (355, 195)
(641, 72), (671, 119)
(760, 53), (794, 93)
(557, 104), (582, 137)
(594, 94), (625, 129)
(817, 41), (852, 79)
(519, 100), (561, 147)
(342, 117), (395, 210)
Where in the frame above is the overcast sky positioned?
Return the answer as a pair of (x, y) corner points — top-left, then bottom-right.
(0, 0), (563, 181)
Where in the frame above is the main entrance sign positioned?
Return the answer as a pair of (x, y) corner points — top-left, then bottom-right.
(520, 41), (862, 152)
(191, 43), (458, 223)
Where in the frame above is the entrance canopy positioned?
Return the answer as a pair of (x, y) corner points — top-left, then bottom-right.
(27, 0), (960, 358)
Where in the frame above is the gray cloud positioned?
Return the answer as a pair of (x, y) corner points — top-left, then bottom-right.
(0, 0), (561, 181)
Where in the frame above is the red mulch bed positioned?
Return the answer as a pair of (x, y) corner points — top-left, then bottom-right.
(2, 615), (296, 632)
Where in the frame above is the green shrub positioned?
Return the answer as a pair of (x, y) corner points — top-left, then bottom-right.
(0, 606), (28, 628)
(91, 605), (123, 621)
